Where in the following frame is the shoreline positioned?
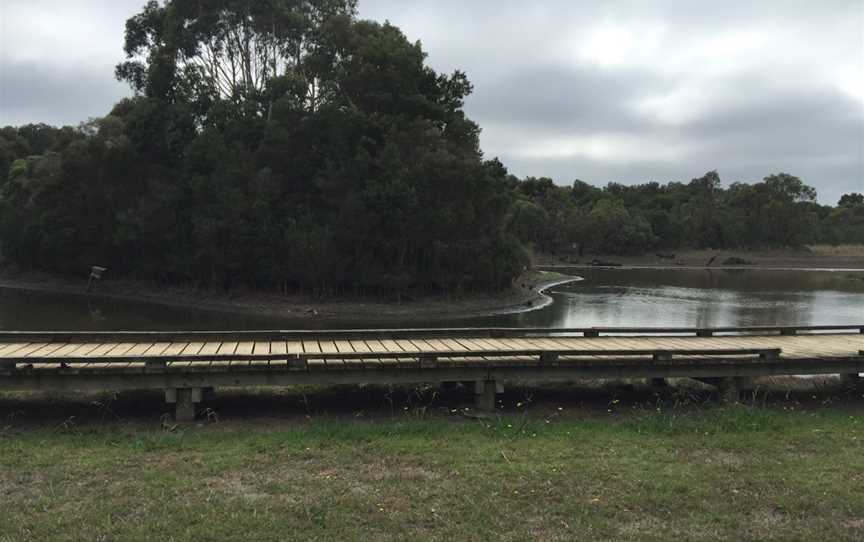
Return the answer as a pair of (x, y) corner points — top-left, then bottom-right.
(536, 247), (864, 271)
(541, 264), (864, 272)
(0, 270), (583, 323)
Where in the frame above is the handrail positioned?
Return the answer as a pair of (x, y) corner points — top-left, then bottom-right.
(0, 324), (859, 342)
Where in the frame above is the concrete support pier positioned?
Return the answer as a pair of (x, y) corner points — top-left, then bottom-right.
(165, 388), (203, 422)
(475, 380), (503, 412)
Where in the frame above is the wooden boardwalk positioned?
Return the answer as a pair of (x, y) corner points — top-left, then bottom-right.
(1, 325), (861, 419)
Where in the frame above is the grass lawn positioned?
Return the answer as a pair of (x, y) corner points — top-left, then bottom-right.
(1, 381), (863, 541)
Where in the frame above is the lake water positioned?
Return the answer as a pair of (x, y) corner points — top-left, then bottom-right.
(1, 268), (862, 331)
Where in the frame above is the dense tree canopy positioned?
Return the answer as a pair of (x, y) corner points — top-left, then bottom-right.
(0, 1), (861, 296)
(508, 171), (864, 256)
(0, 0), (524, 295)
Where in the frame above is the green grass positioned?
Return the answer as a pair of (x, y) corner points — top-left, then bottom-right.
(1, 386), (863, 541)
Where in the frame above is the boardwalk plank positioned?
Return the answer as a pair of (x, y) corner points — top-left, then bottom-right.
(181, 343), (205, 356)
(0, 343), (31, 356)
(43, 343), (84, 358)
(104, 343), (137, 357)
(125, 343), (156, 357)
(217, 342), (238, 355)
(143, 343), (172, 356)
(18, 343), (63, 358)
(348, 340), (379, 368)
(64, 343), (103, 357)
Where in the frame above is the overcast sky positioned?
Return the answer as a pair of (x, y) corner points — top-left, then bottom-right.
(1, 1), (862, 203)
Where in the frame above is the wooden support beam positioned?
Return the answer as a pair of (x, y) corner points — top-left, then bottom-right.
(540, 352), (559, 365)
(419, 354), (437, 369)
(3, 356), (863, 394)
(651, 353), (672, 388)
(0, 347), (782, 366)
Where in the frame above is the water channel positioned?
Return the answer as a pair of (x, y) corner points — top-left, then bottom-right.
(1, 268), (862, 331)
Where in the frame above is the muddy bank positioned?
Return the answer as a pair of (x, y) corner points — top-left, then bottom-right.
(537, 246), (864, 271)
(0, 269), (581, 323)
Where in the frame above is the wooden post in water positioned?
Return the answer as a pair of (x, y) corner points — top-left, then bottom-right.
(86, 266), (107, 293)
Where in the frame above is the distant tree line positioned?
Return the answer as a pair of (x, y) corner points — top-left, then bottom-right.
(508, 173), (864, 257)
(0, 0), (862, 296)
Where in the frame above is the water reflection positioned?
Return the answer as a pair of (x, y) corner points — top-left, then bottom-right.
(497, 268), (864, 329)
(1, 268), (862, 331)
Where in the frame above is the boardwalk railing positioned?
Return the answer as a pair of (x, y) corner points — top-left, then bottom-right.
(0, 324), (861, 343)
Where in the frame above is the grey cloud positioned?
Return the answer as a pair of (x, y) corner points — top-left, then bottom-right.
(1, 0), (861, 203)
(679, 88), (861, 161)
(0, 62), (129, 126)
(467, 65), (664, 135)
